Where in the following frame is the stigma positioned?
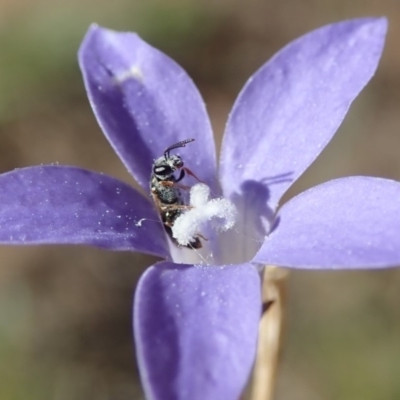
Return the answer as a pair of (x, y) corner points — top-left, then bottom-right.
(171, 183), (238, 247)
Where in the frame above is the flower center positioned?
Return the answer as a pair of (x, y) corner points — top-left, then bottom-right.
(171, 183), (237, 247)
(168, 183), (267, 266)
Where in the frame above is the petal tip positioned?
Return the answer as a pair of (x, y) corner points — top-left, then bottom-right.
(360, 16), (388, 38)
(78, 24), (99, 61)
(370, 16), (388, 31)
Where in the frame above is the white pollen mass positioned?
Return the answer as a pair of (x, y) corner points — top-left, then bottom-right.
(172, 183), (237, 247)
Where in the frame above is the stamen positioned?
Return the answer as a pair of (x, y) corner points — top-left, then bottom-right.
(172, 183), (237, 247)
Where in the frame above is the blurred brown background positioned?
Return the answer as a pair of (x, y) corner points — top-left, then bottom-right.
(0, 0), (400, 399)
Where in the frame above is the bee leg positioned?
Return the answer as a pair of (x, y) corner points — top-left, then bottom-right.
(197, 233), (208, 241)
(160, 180), (191, 191)
(174, 183), (191, 190)
(188, 238), (202, 249)
(174, 169), (191, 188)
(182, 167), (204, 183)
(175, 169), (186, 183)
(176, 168), (202, 188)
(164, 204), (193, 212)
(187, 233), (208, 250)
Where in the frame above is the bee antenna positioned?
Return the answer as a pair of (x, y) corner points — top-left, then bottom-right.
(164, 138), (195, 158)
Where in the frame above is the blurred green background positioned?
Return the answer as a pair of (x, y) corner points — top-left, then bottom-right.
(0, 0), (400, 399)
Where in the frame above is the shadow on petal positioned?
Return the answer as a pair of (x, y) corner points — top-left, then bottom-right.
(219, 172), (293, 263)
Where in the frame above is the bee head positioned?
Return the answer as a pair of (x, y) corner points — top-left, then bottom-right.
(151, 138), (195, 180)
(152, 154), (183, 180)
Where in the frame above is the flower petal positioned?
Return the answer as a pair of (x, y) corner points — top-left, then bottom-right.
(134, 261), (261, 400)
(79, 25), (217, 191)
(0, 165), (169, 257)
(220, 18), (387, 211)
(254, 176), (400, 269)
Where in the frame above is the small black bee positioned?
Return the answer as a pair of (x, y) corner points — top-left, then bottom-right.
(150, 138), (202, 249)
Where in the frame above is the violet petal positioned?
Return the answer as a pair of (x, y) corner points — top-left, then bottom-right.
(134, 261), (261, 400)
(0, 165), (169, 257)
(220, 18), (387, 211)
(254, 176), (400, 269)
(79, 25), (217, 191)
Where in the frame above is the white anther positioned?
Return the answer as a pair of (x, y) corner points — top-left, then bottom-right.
(171, 183), (237, 246)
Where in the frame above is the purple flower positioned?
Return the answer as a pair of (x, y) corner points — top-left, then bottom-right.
(0, 17), (398, 400)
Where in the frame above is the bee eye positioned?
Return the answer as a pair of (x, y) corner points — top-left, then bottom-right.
(154, 165), (172, 175)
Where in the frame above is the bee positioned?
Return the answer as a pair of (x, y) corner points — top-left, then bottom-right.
(150, 138), (202, 249)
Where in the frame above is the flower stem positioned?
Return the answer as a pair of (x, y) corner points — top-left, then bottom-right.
(250, 266), (288, 400)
